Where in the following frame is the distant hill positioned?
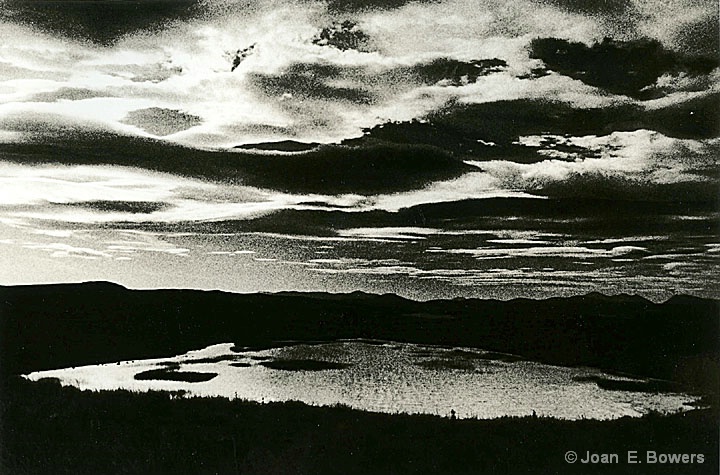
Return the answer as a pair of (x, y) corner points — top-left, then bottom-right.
(234, 140), (321, 152)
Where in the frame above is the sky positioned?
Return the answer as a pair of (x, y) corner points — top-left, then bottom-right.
(0, 0), (718, 300)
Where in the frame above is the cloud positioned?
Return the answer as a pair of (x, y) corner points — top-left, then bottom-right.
(122, 108), (204, 136)
(249, 62), (375, 104)
(66, 201), (170, 214)
(353, 90), (719, 157)
(0, 0), (203, 45)
(238, 54), (511, 141)
(3, 97), (491, 193)
(0, 162), (203, 206)
(400, 58), (508, 86)
(0, 161), (308, 225)
(1, 0), (717, 159)
(24, 88), (108, 103)
(538, 0), (632, 16)
(337, 227), (440, 240)
(234, 140), (321, 152)
(427, 244), (648, 260)
(368, 173), (539, 212)
(472, 130), (720, 200)
(325, 0), (431, 13)
(643, 92), (720, 139)
(534, 0), (719, 57)
(632, 0), (719, 57)
(312, 20), (372, 51)
(224, 142), (472, 194)
(4, 95), (717, 209)
(529, 37), (718, 99)
(22, 242), (113, 259)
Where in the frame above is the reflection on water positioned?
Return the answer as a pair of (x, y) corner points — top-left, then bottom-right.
(25, 340), (700, 420)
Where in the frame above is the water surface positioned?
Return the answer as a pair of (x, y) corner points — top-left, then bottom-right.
(26, 340), (700, 420)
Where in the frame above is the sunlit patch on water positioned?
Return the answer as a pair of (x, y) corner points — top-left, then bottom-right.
(25, 340), (701, 420)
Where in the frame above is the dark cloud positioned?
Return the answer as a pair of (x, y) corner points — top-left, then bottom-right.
(145, 196), (718, 238)
(227, 143), (472, 194)
(0, 61), (70, 81)
(535, 173), (720, 202)
(529, 37), (719, 99)
(535, 0), (639, 35)
(235, 140), (321, 152)
(0, 0), (201, 45)
(404, 58), (507, 86)
(325, 0), (431, 13)
(230, 44), (256, 72)
(312, 20), (372, 51)
(250, 63), (374, 104)
(122, 108), (203, 136)
(0, 132), (471, 194)
(341, 120), (562, 164)
(218, 123), (296, 140)
(646, 93), (720, 139)
(538, 0), (632, 16)
(339, 92), (719, 164)
(345, 101), (572, 153)
(26, 88), (108, 103)
(249, 56), (506, 111)
(387, 100), (587, 146)
(66, 201), (170, 214)
(423, 94), (720, 143)
(533, 1), (718, 58)
(123, 64), (184, 83)
(671, 13), (720, 58)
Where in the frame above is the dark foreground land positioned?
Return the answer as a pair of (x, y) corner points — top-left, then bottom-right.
(1, 377), (718, 475)
(0, 282), (719, 474)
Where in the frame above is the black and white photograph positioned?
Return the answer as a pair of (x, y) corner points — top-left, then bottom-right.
(0, 0), (718, 473)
